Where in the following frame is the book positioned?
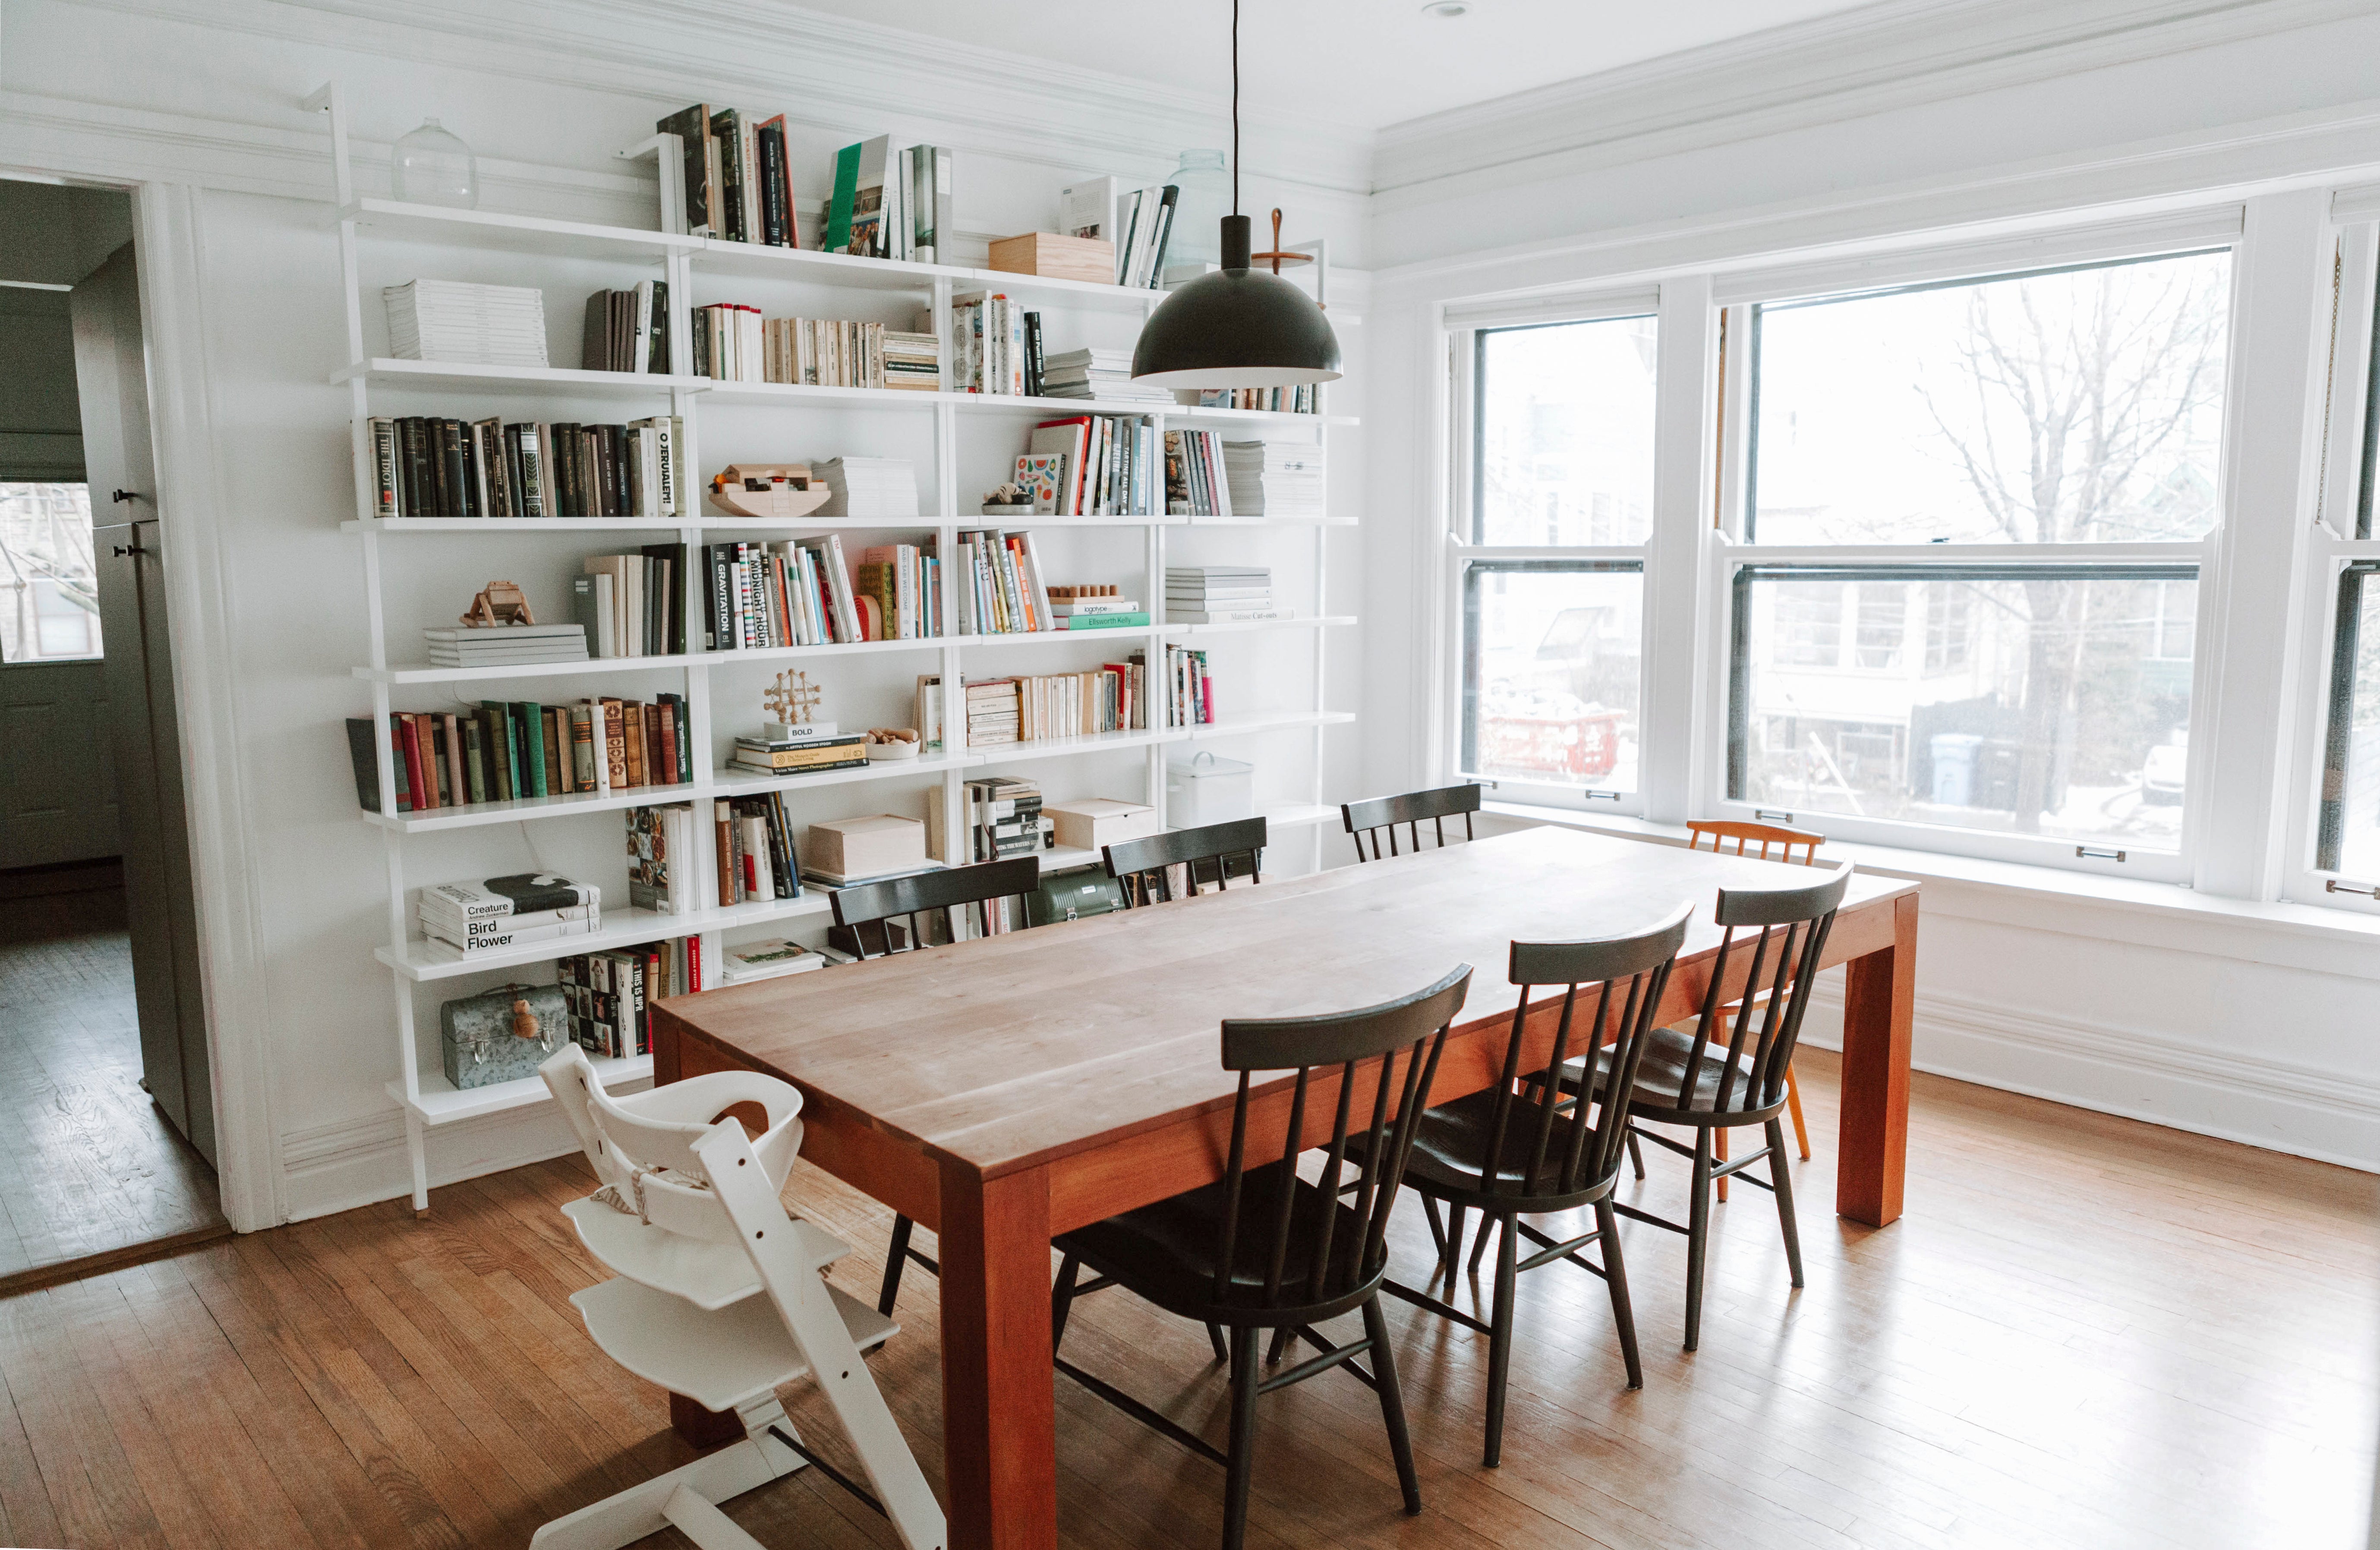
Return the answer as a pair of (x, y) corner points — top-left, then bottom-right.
(424, 918), (598, 958)
(1059, 176), (1119, 251)
(1064, 611), (1151, 629)
(719, 938), (825, 985)
(627, 803), (695, 914)
(832, 136), (890, 257)
(423, 875), (600, 920)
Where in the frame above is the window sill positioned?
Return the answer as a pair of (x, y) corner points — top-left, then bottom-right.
(1482, 799), (2380, 950)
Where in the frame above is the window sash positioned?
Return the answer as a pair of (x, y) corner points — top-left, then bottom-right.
(1456, 558), (1645, 810)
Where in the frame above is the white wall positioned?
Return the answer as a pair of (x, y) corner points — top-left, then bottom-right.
(0, 0), (1374, 1225)
(1366, 1), (2380, 1172)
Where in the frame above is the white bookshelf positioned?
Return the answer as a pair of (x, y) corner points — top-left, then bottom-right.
(315, 82), (1355, 1208)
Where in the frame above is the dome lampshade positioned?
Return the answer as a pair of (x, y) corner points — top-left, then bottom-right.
(1131, 214), (1341, 388)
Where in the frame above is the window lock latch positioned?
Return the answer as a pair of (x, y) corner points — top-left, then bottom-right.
(2075, 846), (2128, 863)
(2326, 878), (2380, 899)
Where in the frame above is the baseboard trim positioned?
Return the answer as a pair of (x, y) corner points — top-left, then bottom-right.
(1803, 981), (2380, 1172)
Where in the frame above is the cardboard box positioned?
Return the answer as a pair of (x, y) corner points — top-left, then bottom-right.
(988, 232), (1117, 286)
(1046, 798), (1162, 853)
(806, 814), (928, 881)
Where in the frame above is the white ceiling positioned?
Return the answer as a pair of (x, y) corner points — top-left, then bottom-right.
(786, 0), (1888, 133)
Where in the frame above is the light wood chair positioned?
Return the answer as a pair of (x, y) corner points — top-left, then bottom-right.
(533, 1046), (945, 1550)
(1685, 820), (1825, 1184)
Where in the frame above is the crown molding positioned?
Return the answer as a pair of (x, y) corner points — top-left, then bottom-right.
(1374, 95), (2380, 305)
(52, 0), (1374, 199)
(1373, 0), (2380, 204)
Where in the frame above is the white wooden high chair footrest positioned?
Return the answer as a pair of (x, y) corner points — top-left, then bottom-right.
(534, 1045), (948, 1550)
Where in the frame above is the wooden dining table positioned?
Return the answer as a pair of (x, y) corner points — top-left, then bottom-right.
(652, 826), (1919, 1550)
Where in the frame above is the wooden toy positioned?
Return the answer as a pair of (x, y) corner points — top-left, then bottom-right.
(460, 580), (535, 627)
(707, 463), (832, 520)
(763, 670), (823, 731)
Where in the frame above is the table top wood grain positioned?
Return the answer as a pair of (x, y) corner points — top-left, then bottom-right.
(657, 829), (1917, 1184)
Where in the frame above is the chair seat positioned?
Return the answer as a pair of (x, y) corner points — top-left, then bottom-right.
(1055, 1161), (1380, 1324)
(1566, 1023), (1781, 1122)
(1381, 1087), (1614, 1207)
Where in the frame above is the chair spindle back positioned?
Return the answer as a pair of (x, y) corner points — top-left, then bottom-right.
(1686, 819), (1824, 866)
(1210, 965), (1472, 1312)
(1477, 904), (1691, 1203)
(1666, 864), (1850, 1115)
(830, 856), (1040, 956)
(1341, 783), (1484, 863)
(1103, 816), (1267, 907)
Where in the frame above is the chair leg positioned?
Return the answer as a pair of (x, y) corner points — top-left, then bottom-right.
(1361, 1295), (1422, 1515)
(1785, 1064), (1812, 1160)
(1443, 1201), (1469, 1280)
(1266, 1325), (1292, 1365)
(1421, 1194), (1448, 1263)
(1595, 1199), (1642, 1390)
(1467, 1212), (1497, 1274)
(1767, 1118), (1805, 1289)
(1685, 1130), (1713, 1353)
(1207, 1322), (1229, 1364)
(1051, 1252), (1080, 1350)
(879, 1216), (914, 1317)
(1714, 1126), (1729, 1203)
(1626, 1125), (1645, 1181)
(1483, 1213), (1519, 1468)
(1221, 1326), (1261, 1550)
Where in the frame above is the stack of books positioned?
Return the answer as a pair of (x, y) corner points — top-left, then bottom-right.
(965, 679), (1022, 747)
(884, 330), (941, 390)
(817, 457), (920, 518)
(423, 624), (588, 669)
(384, 280), (549, 368)
(962, 775), (1052, 861)
(419, 874), (600, 961)
(1040, 348), (1171, 404)
(729, 723), (869, 778)
(1167, 566), (1289, 624)
(1223, 440), (1327, 519)
(718, 938), (825, 986)
(1049, 587), (1149, 630)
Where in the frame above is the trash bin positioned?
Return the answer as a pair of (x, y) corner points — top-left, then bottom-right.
(1930, 733), (1983, 807)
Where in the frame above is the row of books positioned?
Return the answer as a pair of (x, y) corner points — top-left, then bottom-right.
(1021, 414), (1160, 516)
(582, 284), (670, 374)
(828, 137), (953, 263)
(1058, 177), (1180, 289)
(691, 309), (940, 391)
(659, 105), (804, 249)
(952, 529), (1056, 636)
(1162, 429), (1236, 518)
(706, 536), (940, 647)
(558, 941), (694, 1058)
(961, 775), (1053, 861)
(716, 794), (804, 904)
(419, 874), (600, 961)
(384, 280), (546, 368)
(577, 546), (688, 658)
(1194, 386), (1321, 414)
(346, 693), (692, 814)
(367, 415), (685, 520)
(948, 292), (1031, 397)
(1162, 645), (1217, 728)
(965, 658), (1152, 745)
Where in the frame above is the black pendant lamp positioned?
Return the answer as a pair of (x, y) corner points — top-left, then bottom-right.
(1130, 0), (1342, 388)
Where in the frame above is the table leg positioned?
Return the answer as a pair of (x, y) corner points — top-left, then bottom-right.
(1838, 891), (1917, 1227)
(938, 1159), (1057, 1550)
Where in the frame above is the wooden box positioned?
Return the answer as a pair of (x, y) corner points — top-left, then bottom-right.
(806, 814), (928, 882)
(1046, 798), (1162, 852)
(988, 232), (1117, 286)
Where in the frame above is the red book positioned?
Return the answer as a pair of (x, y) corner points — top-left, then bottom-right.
(687, 933), (702, 992)
(393, 714), (427, 812)
(658, 704), (680, 789)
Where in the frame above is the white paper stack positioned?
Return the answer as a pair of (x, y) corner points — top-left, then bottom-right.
(385, 280), (551, 367)
(422, 623), (589, 668)
(718, 938), (827, 985)
(1041, 348), (1172, 404)
(1166, 565), (1290, 624)
(1221, 440), (1327, 519)
(816, 457), (921, 519)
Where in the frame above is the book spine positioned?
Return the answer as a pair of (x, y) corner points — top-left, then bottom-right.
(370, 418), (399, 520)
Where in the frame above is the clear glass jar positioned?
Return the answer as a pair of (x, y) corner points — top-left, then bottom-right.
(393, 118), (478, 209)
(1164, 149), (1230, 272)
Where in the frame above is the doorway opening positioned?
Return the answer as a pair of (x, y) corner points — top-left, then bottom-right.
(0, 176), (226, 1289)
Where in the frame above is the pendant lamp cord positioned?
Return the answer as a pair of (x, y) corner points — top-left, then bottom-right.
(1231, 0), (1240, 216)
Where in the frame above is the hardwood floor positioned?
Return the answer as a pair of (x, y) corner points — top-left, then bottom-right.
(0, 1051), (2366, 1549)
(0, 868), (224, 1285)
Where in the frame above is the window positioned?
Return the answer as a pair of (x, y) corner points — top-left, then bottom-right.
(1727, 249), (2230, 871)
(1460, 562), (1642, 795)
(1474, 316), (1656, 546)
(2317, 565), (2380, 882)
(0, 483), (102, 664)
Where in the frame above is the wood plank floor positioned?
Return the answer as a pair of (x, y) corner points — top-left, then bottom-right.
(0, 1050), (2367, 1549)
(0, 870), (224, 1282)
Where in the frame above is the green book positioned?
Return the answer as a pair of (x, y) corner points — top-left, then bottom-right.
(480, 701), (520, 799)
(826, 141), (861, 253)
(514, 701), (549, 796)
(1063, 611), (1152, 629)
(462, 718), (488, 804)
(476, 705), (512, 800)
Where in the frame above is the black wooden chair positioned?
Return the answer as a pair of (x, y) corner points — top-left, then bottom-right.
(830, 855), (1040, 1316)
(1373, 904), (1691, 1466)
(1049, 965), (1472, 1550)
(1103, 816), (1267, 906)
(1341, 783), (1482, 862)
(1574, 863), (1850, 1351)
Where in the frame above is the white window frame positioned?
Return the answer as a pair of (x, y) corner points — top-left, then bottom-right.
(1441, 290), (1665, 816)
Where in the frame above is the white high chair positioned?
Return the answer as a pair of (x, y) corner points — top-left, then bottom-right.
(533, 1044), (946, 1550)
